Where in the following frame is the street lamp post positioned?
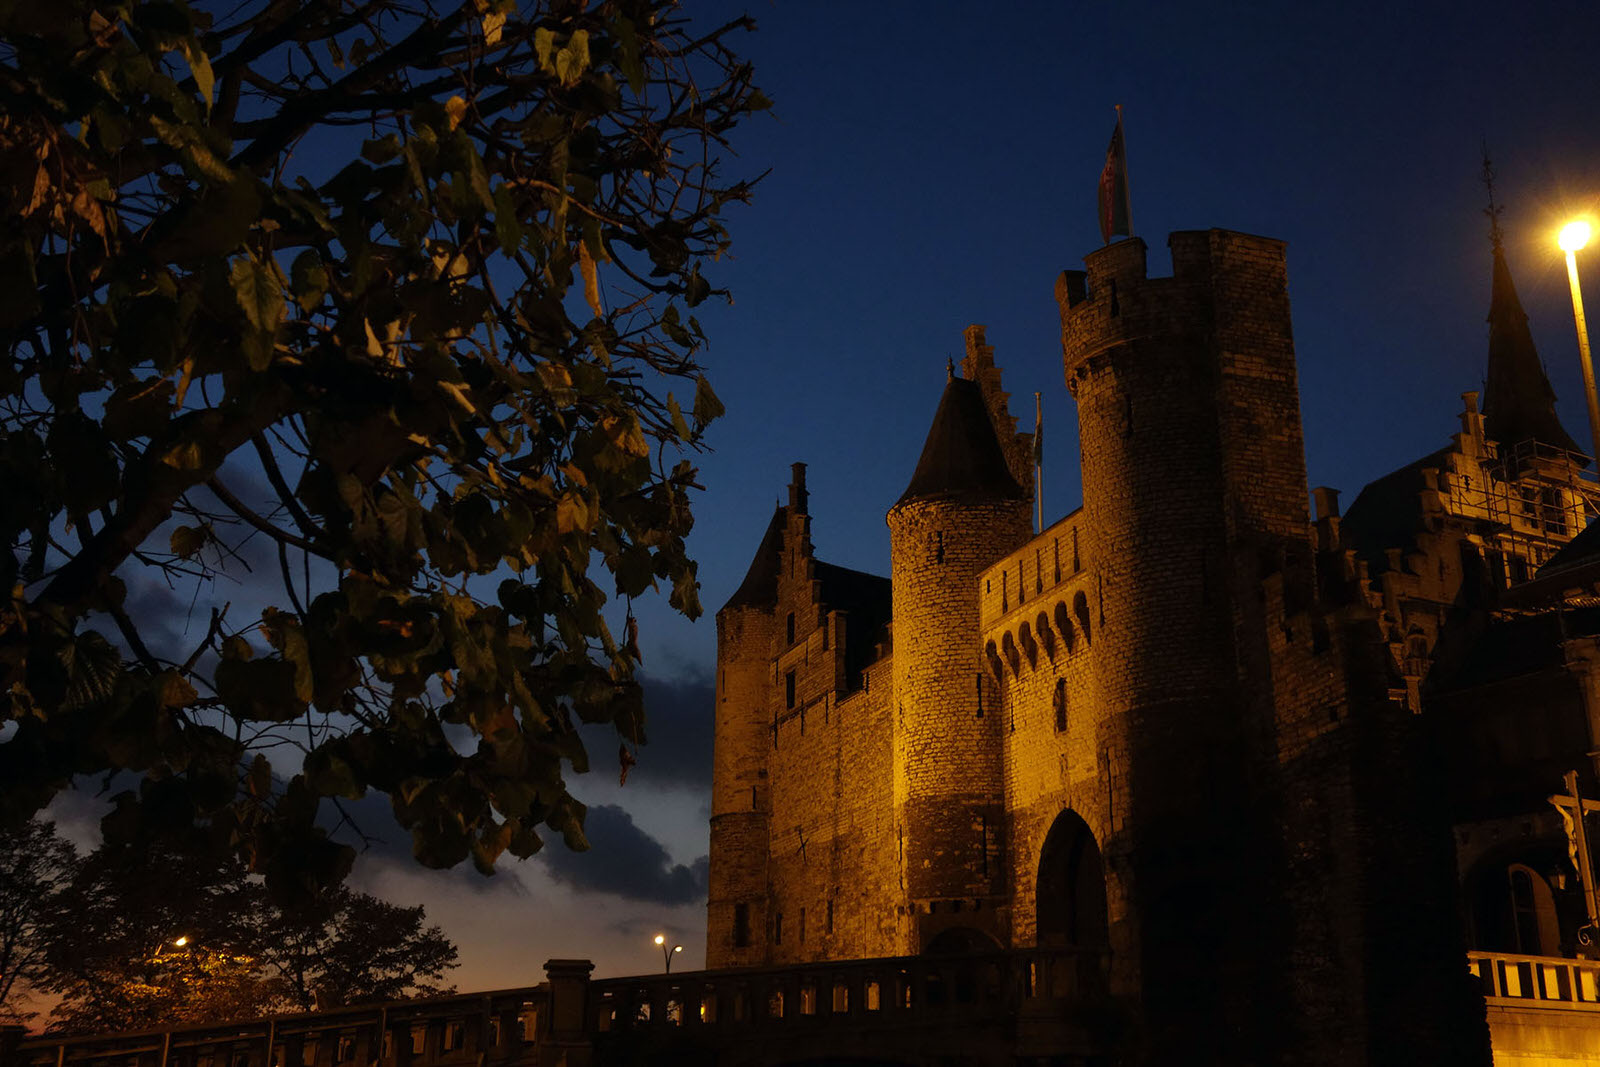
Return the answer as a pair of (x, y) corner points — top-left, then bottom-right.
(653, 933), (683, 973)
(1560, 220), (1600, 466)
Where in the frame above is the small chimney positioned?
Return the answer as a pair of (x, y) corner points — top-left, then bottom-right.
(789, 462), (808, 515)
(1311, 486), (1341, 521)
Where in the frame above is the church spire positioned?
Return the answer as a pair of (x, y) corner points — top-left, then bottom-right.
(1478, 157), (1581, 457)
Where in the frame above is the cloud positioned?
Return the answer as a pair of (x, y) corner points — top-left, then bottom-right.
(584, 673), (714, 793)
(538, 803), (708, 906)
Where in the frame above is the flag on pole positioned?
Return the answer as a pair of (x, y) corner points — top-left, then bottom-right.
(1032, 393), (1043, 466)
(1098, 111), (1131, 244)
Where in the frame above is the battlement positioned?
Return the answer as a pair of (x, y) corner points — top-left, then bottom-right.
(1057, 230), (1290, 381)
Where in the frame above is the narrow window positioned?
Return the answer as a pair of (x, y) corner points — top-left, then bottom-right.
(734, 903), (751, 947)
(1072, 528), (1081, 571)
(786, 670), (796, 708)
(799, 907), (807, 942)
(975, 673), (983, 718)
(1054, 679), (1068, 733)
(935, 530), (944, 563)
(980, 814), (989, 877)
(1054, 539), (1061, 582)
(786, 612), (795, 644)
(1001, 571), (1008, 612)
(775, 912), (784, 944)
(1035, 548), (1043, 592)
(751, 784), (757, 809)
(826, 899), (834, 934)
(443, 1022), (464, 1053)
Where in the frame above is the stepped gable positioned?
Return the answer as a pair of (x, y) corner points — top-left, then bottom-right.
(895, 374), (1028, 507)
(1482, 243), (1581, 455)
(721, 505), (785, 612)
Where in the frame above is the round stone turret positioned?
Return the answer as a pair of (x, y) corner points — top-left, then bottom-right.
(888, 375), (1032, 947)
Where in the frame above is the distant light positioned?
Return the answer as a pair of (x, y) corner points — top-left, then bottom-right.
(1560, 220), (1592, 253)
(654, 934), (665, 946)
(173, 936), (189, 948)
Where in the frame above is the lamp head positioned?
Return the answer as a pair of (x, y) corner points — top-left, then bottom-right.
(673, 944), (683, 953)
(173, 936), (189, 948)
(1560, 220), (1592, 253)
(654, 934), (665, 946)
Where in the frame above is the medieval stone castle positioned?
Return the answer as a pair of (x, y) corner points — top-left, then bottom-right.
(706, 228), (1600, 1062)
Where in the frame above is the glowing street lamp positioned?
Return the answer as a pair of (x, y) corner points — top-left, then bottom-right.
(653, 933), (683, 973)
(1559, 219), (1600, 466)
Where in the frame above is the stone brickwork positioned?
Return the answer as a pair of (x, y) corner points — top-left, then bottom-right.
(706, 229), (1492, 1065)
(888, 494), (1031, 946)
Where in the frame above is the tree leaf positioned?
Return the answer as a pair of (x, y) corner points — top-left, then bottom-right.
(577, 239), (602, 317)
(170, 524), (207, 559)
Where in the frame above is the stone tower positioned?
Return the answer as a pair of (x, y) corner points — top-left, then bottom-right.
(705, 490), (787, 969)
(1056, 231), (1488, 1063)
(887, 370), (1033, 949)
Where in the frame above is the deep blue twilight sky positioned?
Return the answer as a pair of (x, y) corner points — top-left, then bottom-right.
(37, 0), (1600, 1000)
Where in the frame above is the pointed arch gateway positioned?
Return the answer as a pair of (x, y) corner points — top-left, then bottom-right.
(1036, 809), (1109, 948)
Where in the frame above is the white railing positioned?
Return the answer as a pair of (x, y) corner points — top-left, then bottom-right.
(1469, 951), (1600, 1012)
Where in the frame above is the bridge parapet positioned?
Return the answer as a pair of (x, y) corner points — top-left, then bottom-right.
(14, 949), (1113, 1067)
(13, 961), (573, 1067)
(589, 947), (1113, 1065)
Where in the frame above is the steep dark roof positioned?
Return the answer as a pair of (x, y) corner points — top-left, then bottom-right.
(896, 377), (1027, 506)
(1338, 447), (1450, 572)
(815, 561), (892, 685)
(1482, 245), (1581, 455)
(1430, 605), (1600, 692)
(722, 506), (784, 612)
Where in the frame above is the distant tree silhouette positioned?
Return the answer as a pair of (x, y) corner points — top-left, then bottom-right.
(36, 832), (457, 1033)
(0, 0), (766, 895)
(0, 820), (79, 1023)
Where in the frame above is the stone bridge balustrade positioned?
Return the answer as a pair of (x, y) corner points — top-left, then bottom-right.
(588, 947), (1112, 1066)
(12, 959), (587, 1067)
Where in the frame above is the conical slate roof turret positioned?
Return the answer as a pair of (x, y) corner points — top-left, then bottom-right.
(895, 374), (1028, 507)
(721, 505), (784, 612)
(1481, 243), (1581, 455)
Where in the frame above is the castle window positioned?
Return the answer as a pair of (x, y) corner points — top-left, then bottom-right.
(734, 903), (751, 947)
(936, 530), (944, 564)
(786, 612), (795, 645)
(1072, 528), (1080, 572)
(786, 670), (796, 708)
(975, 672), (984, 717)
(1054, 539), (1062, 582)
(774, 912), (783, 944)
(1036, 548), (1044, 593)
(1054, 679), (1068, 733)
(826, 898), (834, 934)
(799, 907), (807, 942)
(1001, 571), (1008, 612)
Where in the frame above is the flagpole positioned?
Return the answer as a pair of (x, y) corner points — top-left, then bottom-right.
(1116, 104), (1133, 239)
